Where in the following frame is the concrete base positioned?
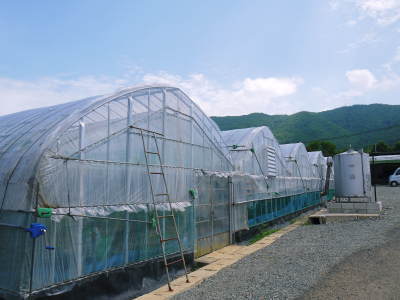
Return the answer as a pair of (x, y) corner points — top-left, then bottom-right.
(309, 209), (380, 224)
(335, 196), (371, 202)
(327, 201), (382, 214)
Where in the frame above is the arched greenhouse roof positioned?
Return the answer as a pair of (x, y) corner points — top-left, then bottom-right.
(0, 85), (230, 211)
(221, 126), (277, 148)
(221, 126), (290, 176)
(308, 151), (324, 166)
(280, 142), (314, 178)
(280, 143), (305, 159)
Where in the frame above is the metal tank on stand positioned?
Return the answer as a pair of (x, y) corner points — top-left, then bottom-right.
(327, 149), (382, 214)
(334, 149), (371, 201)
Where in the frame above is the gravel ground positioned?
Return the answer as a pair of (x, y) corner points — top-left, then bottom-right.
(173, 186), (400, 300)
(301, 228), (400, 299)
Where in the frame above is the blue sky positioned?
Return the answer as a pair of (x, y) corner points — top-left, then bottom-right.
(1, 0), (399, 116)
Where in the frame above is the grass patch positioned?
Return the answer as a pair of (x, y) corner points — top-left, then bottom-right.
(248, 228), (279, 244)
(190, 261), (208, 271)
(289, 218), (298, 224)
(302, 219), (313, 226)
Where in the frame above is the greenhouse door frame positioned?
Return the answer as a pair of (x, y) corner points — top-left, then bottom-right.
(195, 174), (232, 258)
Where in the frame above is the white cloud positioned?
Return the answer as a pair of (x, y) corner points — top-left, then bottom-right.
(346, 69), (377, 89)
(2, 65), (398, 119)
(142, 72), (303, 116)
(329, 0), (340, 10)
(346, 68), (400, 91)
(349, 0), (400, 25)
(1, 68), (399, 118)
(338, 32), (379, 53)
(242, 77), (299, 95)
(316, 68), (400, 110)
(331, 0), (400, 25)
(378, 70), (400, 89)
(0, 75), (132, 116)
(0, 72), (304, 117)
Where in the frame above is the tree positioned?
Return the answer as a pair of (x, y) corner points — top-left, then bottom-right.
(320, 141), (337, 157)
(306, 140), (337, 157)
(392, 141), (400, 152)
(375, 141), (390, 153)
(364, 144), (374, 154)
(306, 141), (320, 152)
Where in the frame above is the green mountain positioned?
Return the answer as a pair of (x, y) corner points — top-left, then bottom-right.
(211, 104), (400, 149)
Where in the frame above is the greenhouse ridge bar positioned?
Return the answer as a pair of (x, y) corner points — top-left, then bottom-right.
(0, 85), (333, 299)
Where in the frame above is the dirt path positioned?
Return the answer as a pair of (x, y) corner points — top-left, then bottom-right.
(300, 226), (400, 300)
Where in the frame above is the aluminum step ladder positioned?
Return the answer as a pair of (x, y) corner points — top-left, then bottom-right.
(138, 127), (190, 291)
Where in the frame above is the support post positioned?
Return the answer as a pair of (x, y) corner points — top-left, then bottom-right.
(373, 154), (377, 203)
(125, 97), (132, 264)
(77, 120), (85, 277)
(228, 176), (233, 244)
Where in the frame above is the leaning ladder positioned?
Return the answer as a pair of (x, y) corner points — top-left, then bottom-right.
(139, 128), (190, 291)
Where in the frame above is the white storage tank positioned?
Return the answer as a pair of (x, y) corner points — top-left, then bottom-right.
(333, 149), (371, 200)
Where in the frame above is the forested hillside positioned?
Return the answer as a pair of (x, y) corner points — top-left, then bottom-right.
(211, 104), (400, 149)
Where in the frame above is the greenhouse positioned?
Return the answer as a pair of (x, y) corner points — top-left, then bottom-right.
(0, 85), (332, 299)
(220, 126), (288, 176)
(0, 85), (232, 299)
(308, 151), (326, 188)
(222, 129), (329, 231)
(279, 143), (320, 192)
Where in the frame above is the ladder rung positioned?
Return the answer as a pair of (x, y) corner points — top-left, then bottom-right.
(145, 151), (159, 155)
(155, 193), (168, 196)
(158, 215), (174, 219)
(161, 237), (178, 243)
(166, 258), (183, 266)
(149, 172), (163, 175)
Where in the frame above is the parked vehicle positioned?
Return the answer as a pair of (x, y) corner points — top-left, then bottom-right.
(389, 167), (400, 186)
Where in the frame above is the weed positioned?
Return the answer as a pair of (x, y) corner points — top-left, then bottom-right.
(248, 228), (279, 244)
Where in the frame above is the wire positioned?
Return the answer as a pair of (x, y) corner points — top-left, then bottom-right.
(250, 148), (269, 189)
(294, 160), (307, 191)
(0, 223), (25, 230)
(52, 213), (153, 224)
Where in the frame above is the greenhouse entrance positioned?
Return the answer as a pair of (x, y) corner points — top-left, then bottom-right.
(195, 174), (231, 257)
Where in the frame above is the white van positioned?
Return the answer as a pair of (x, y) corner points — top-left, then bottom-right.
(389, 167), (400, 186)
